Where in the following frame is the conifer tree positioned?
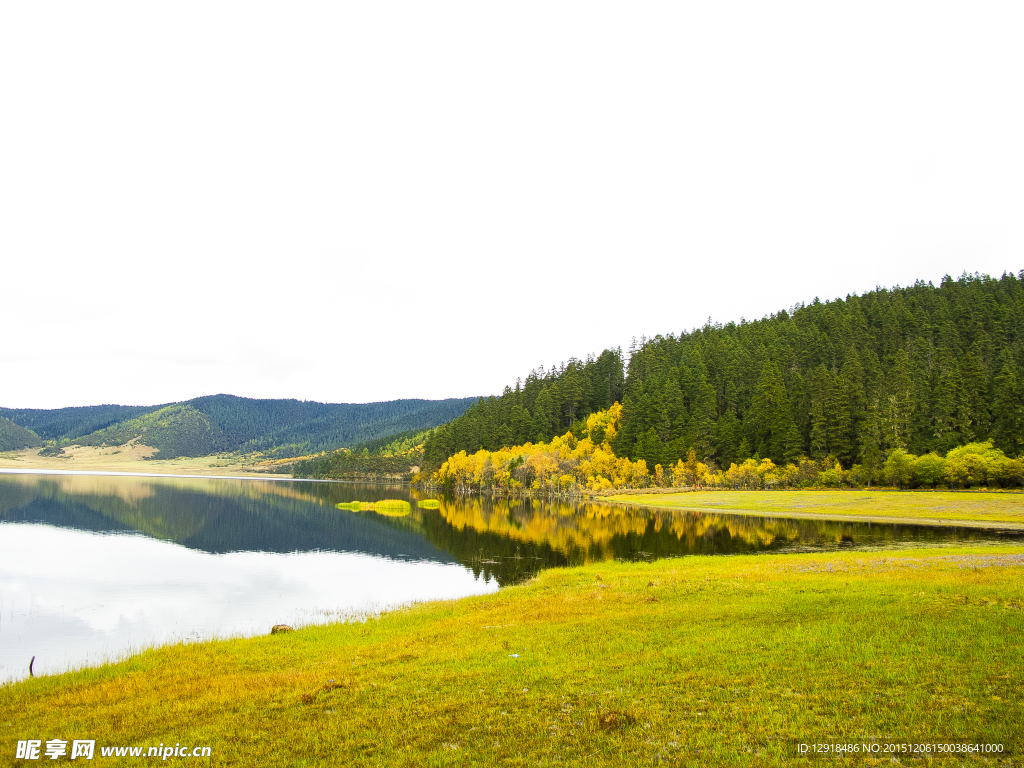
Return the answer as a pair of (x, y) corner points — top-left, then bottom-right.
(858, 406), (883, 486)
(880, 350), (914, 450)
(931, 349), (971, 452)
(960, 348), (991, 439)
(992, 358), (1024, 456)
(749, 361), (795, 465)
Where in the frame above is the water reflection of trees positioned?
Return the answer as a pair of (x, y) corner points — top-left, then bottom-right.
(2, 476), (1018, 588)
(410, 495), (1017, 584)
(0, 476), (450, 562)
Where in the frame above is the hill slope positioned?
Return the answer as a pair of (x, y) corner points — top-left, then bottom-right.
(0, 417), (42, 451)
(75, 405), (226, 458)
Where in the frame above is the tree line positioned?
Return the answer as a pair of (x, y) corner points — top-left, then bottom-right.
(431, 406), (1024, 493)
(292, 449), (423, 479)
(0, 404), (163, 442)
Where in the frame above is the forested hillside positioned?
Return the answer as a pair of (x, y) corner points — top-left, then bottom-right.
(425, 272), (1024, 473)
(75, 405), (226, 458)
(291, 429), (432, 480)
(2, 395), (476, 459)
(175, 395), (476, 456)
(0, 417), (42, 452)
(350, 428), (434, 456)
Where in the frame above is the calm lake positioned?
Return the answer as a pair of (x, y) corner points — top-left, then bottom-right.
(1, 471), (1020, 682)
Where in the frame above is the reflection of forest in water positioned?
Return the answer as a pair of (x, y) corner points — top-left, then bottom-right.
(1, 474), (1020, 586)
(0, 475), (451, 564)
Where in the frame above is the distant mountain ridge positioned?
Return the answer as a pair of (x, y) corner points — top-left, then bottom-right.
(0, 394), (478, 458)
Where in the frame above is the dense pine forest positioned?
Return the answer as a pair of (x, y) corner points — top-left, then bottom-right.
(424, 272), (1024, 477)
(0, 395), (476, 459)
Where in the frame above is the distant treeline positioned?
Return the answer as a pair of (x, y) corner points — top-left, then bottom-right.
(291, 451), (421, 479)
(292, 428), (431, 479)
(0, 404), (164, 442)
(0, 395), (476, 459)
(424, 272), (1024, 474)
(348, 428), (433, 456)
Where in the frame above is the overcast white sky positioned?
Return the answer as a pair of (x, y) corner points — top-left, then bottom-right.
(2, 2), (1022, 409)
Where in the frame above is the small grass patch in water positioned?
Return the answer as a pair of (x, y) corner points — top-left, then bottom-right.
(417, 499), (441, 509)
(372, 499), (411, 517)
(335, 500), (411, 516)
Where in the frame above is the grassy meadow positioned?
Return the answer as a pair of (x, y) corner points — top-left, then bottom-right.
(606, 490), (1024, 528)
(3, 546), (1022, 766)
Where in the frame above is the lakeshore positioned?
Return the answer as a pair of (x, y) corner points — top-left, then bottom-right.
(3, 546), (1022, 765)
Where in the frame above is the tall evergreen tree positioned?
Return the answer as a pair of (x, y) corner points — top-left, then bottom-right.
(992, 357), (1024, 456)
(960, 347), (991, 439)
(748, 361), (795, 465)
(880, 350), (914, 451)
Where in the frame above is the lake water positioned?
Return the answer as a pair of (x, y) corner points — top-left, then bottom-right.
(2, 472), (1021, 682)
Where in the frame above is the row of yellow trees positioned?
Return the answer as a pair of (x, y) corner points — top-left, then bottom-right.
(428, 405), (1024, 493)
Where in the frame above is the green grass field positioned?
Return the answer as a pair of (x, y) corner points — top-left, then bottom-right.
(3, 546), (1022, 765)
(606, 490), (1024, 527)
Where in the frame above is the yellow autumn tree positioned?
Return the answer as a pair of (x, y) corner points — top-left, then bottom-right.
(432, 403), (658, 493)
